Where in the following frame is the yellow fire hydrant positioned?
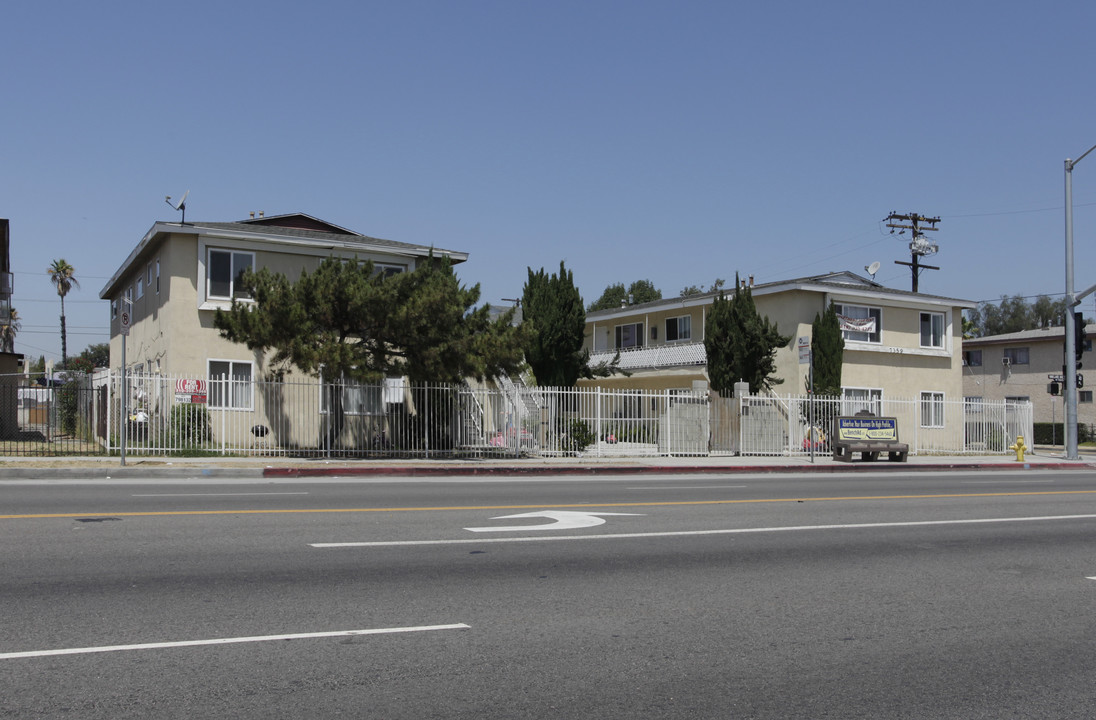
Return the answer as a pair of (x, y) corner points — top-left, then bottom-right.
(1008, 435), (1028, 462)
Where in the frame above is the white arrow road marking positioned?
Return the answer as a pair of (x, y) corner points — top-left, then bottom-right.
(464, 510), (644, 532)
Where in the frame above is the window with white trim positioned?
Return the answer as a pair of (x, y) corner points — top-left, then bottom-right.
(665, 315), (691, 342)
(208, 360), (253, 410)
(111, 299), (118, 320)
(374, 263), (406, 278)
(920, 391), (945, 428)
(834, 304), (881, 343)
(136, 276), (144, 299)
(920, 312), (945, 348)
(842, 387), (882, 416)
(615, 322), (644, 349)
(207, 249), (254, 300)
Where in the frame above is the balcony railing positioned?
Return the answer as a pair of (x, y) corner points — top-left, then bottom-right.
(589, 341), (707, 370)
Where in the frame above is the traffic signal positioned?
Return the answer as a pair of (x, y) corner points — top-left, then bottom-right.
(1076, 311), (1087, 368)
(1049, 381), (1062, 396)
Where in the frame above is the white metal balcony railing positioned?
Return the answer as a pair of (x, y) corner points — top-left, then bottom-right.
(588, 341), (707, 370)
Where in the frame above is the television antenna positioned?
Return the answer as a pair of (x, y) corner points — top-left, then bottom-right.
(864, 261), (880, 280)
(165, 189), (190, 224)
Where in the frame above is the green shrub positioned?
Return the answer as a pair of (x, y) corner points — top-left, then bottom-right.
(162, 404), (212, 449)
(563, 419), (595, 453)
(58, 380), (79, 435)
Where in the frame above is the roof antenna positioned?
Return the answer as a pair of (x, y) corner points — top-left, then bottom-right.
(165, 190), (190, 224)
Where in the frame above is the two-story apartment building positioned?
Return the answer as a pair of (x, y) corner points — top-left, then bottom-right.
(961, 324), (1095, 428)
(583, 271), (976, 412)
(100, 212), (466, 383)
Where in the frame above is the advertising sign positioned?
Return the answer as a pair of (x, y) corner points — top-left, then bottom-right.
(175, 378), (208, 404)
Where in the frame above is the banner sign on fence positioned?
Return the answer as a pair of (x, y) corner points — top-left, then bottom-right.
(175, 378), (208, 404)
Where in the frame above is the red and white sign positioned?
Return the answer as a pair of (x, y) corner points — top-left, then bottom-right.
(175, 378), (208, 404)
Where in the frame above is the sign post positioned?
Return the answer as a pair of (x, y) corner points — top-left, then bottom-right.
(798, 336), (814, 463)
(120, 307), (131, 467)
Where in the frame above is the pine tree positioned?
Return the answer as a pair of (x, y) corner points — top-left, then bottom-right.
(810, 302), (844, 396)
(214, 255), (526, 447)
(214, 255), (523, 384)
(704, 275), (791, 394)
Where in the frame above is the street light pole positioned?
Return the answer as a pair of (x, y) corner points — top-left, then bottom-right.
(1064, 142), (1096, 460)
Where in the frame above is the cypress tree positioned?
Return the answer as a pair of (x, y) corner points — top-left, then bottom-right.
(521, 261), (589, 387)
(810, 302), (844, 396)
(704, 274), (791, 394)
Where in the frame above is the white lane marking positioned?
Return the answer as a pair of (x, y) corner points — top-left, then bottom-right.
(465, 510), (644, 532)
(130, 492), (310, 497)
(0, 624), (470, 660)
(628, 485), (748, 490)
(960, 481), (1055, 485)
(313, 514), (1096, 548)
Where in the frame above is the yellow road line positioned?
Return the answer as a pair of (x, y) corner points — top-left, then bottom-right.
(4, 489), (1096, 520)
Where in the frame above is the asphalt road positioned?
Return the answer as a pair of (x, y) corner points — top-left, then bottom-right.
(2, 469), (1096, 718)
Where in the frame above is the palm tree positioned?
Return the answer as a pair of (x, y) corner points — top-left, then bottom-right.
(0, 307), (19, 354)
(48, 259), (80, 368)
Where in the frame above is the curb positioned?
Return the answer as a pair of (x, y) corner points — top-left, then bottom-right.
(261, 461), (1082, 479)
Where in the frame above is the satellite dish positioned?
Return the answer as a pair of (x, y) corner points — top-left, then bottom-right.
(164, 190), (189, 223)
(865, 261), (880, 279)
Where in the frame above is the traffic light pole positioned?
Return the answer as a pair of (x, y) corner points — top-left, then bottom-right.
(1064, 142), (1096, 460)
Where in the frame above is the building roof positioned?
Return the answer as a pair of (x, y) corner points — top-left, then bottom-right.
(963, 324), (1095, 346)
(585, 270), (976, 322)
(100, 213), (467, 299)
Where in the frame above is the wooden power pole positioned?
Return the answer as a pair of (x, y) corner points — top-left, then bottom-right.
(886, 212), (941, 293)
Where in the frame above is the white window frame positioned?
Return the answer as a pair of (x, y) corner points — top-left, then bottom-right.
(374, 262), (406, 278)
(835, 303), (882, 344)
(111, 299), (118, 320)
(842, 387), (883, 416)
(615, 322), (644, 349)
(920, 311), (945, 349)
(920, 391), (945, 428)
(155, 258), (161, 294)
(207, 359), (254, 410)
(207, 248), (255, 301)
(665, 315), (692, 342)
(136, 276), (144, 299)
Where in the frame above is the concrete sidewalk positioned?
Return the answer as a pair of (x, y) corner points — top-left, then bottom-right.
(0, 448), (1091, 480)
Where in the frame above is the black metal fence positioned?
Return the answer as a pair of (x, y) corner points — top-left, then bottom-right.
(0, 373), (105, 457)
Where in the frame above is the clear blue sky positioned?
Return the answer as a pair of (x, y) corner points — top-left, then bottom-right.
(5, 1), (1096, 365)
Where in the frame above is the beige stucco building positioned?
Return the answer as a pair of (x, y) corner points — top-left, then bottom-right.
(100, 212), (466, 382)
(97, 213), (468, 450)
(961, 325), (1095, 428)
(582, 272), (976, 413)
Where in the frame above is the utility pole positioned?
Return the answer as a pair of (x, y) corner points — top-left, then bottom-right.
(886, 212), (941, 293)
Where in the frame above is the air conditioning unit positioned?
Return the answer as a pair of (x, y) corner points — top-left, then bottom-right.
(1002, 357), (1011, 366)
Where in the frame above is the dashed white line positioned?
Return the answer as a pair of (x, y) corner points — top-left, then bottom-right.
(0, 624), (470, 660)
